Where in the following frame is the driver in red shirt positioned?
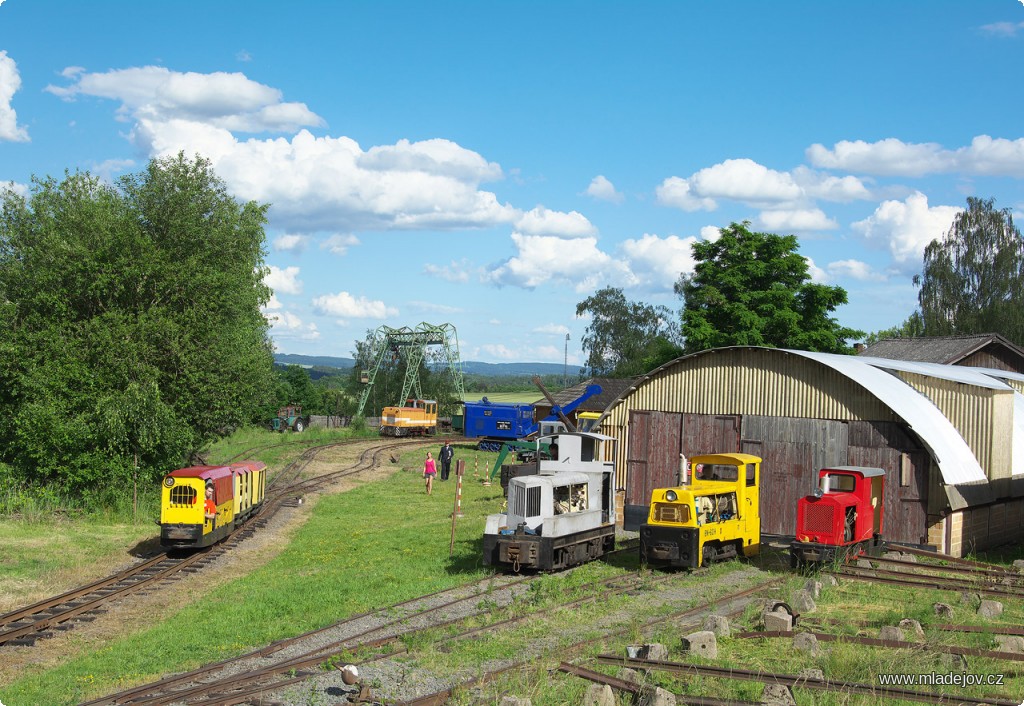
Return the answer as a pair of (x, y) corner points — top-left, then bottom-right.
(204, 484), (217, 526)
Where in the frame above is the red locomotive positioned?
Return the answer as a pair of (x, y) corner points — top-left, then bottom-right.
(791, 466), (884, 567)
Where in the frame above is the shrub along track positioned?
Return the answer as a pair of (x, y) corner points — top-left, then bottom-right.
(0, 438), (427, 649)
(77, 564), (774, 706)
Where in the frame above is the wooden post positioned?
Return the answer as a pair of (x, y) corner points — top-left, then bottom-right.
(449, 460), (465, 557)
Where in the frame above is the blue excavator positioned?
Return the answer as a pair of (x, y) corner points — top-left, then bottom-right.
(487, 377), (602, 482)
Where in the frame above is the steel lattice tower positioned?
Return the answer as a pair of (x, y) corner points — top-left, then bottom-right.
(355, 322), (466, 417)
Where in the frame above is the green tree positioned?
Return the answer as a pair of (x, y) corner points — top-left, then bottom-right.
(677, 222), (862, 354)
(575, 287), (683, 377)
(0, 154), (275, 496)
(863, 312), (926, 346)
(915, 197), (1024, 345)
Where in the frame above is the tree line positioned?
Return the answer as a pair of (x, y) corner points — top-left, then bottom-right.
(2, 152), (1018, 503)
(577, 201), (1023, 377)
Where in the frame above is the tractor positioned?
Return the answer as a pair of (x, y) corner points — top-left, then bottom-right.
(271, 405), (309, 433)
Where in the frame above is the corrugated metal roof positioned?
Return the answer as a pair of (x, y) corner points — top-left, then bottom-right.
(857, 356), (1014, 391)
(792, 350), (987, 485)
(859, 333), (1024, 364)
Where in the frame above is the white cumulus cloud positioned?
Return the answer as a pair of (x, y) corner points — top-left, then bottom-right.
(424, 259), (472, 283)
(0, 51), (29, 142)
(265, 310), (320, 341)
(46, 65), (323, 133)
(827, 259), (886, 282)
(657, 159), (864, 213)
(44, 66), (531, 234)
(264, 265), (303, 295)
(619, 233), (699, 289)
(514, 206), (597, 238)
(486, 233), (634, 292)
(585, 175), (624, 203)
(534, 324), (571, 336)
(756, 208), (838, 232)
(851, 191), (963, 270)
(273, 233), (312, 253)
(804, 257), (828, 284)
(321, 233), (360, 256)
(807, 136), (1024, 178)
(700, 226), (722, 242)
(312, 291), (398, 318)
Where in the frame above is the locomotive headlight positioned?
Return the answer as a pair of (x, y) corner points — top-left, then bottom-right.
(665, 490), (678, 502)
(163, 477), (175, 488)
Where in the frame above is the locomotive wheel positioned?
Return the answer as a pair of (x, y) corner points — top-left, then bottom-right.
(702, 544), (716, 566)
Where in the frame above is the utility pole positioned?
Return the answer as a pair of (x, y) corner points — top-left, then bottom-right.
(564, 333), (569, 388)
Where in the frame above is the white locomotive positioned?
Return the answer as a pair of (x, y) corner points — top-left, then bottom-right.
(482, 429), (617, 572)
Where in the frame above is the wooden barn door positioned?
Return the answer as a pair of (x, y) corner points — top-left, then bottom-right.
(624, 410), (682, 530)
(681, 414), (741, 456)
(741, 438), (813, 537)
(848, 421), (929, 546)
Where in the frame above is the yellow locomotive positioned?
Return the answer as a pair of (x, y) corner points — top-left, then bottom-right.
(639, 453), (761, 568)
(380, 398), (438, 436)
(159, 461), (267, 548)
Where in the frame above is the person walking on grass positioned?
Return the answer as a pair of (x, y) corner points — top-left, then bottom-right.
(423, 451), (437, 495)
(439, 441), (454, 481)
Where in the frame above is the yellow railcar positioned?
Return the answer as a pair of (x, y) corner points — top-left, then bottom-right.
(639, 453), (761, 568)
(159, 460), (267, 548)
(380, 398), (438, 436)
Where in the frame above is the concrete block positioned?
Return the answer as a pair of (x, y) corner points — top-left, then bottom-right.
(763, 610), (793, 632)
(638, 686), (676, 706)
(761, 683), (797, 705)
(978, 600), (1004, 618)
(681, 630), (718, 659)
(791, 589), (816, 613)
(793, 632), (819, 656)
(617, 667), (643, 684)
(879, 626), (904, 642)
(898, 619), (925, 642)
(582, 683), (615, 706)
(701, 614), (730, 637)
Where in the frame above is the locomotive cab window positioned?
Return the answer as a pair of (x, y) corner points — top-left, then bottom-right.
(169, 485), (197, 507)
(553, 483), (588, 514)
(827, 474), (856, 492)
(699, 464), (737, 482)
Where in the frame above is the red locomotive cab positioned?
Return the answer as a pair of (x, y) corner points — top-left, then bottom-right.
(792, 466), (884, 566)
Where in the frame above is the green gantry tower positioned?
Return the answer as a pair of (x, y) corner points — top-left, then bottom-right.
(355, 322), (466, 417)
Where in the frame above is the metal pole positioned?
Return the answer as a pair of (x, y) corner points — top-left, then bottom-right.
(564, 333), (569, 387)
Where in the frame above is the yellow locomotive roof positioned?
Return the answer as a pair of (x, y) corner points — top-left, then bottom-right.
(690, 452), (761, 465)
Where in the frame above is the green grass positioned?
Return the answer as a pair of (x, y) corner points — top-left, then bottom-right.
(462, 391), (539, 404)
(0, 521), (157, 612)
(1, 445), (507, 705)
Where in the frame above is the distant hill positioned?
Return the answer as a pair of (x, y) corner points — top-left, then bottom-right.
(273, 353), (571, 377)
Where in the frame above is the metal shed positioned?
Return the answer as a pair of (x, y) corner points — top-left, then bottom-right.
(597, 346), (1021, 556)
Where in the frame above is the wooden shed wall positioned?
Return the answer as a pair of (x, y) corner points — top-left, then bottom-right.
(602, 347), (901, 489)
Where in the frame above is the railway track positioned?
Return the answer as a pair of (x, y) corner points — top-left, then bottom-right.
(80, 565), (770, 705)
(0, 437), (428, 649)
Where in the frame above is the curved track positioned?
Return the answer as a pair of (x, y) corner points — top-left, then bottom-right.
(0, 437), (427, 648)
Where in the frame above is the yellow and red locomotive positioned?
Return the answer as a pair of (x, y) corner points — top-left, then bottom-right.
(790, 466), (884, 566)
(159, 461), (267, 548)
(380, 398), (438, 437)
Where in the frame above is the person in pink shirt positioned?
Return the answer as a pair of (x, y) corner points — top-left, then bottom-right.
(423, 451), (437, 495)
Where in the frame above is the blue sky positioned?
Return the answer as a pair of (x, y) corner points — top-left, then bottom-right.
(1, 1), (1022, 365)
